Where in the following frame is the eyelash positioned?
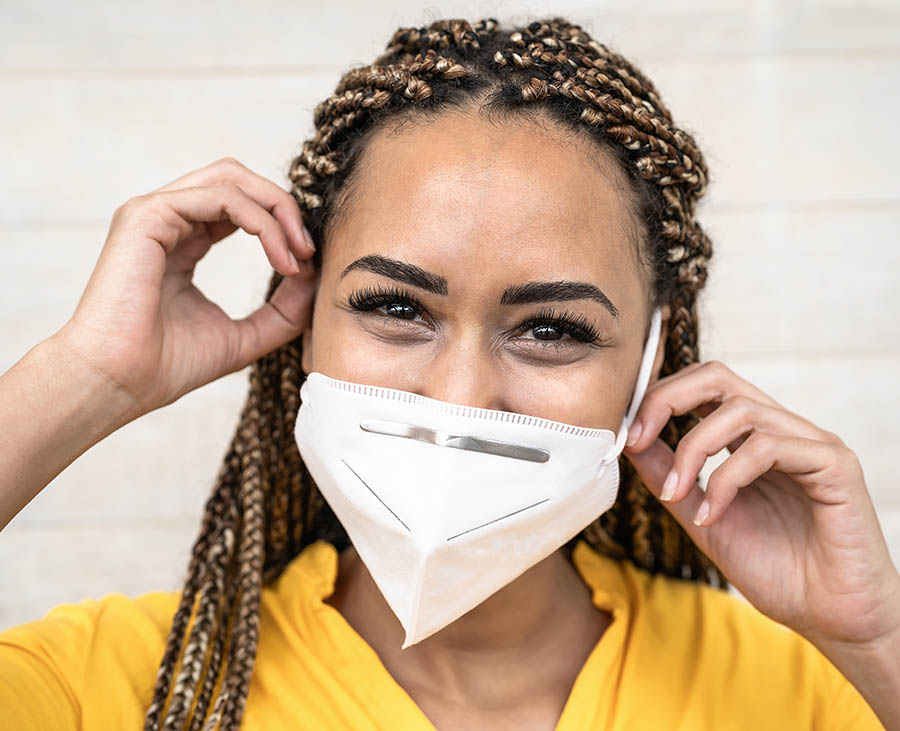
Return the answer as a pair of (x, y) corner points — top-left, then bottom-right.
(345, 284), (608, 347)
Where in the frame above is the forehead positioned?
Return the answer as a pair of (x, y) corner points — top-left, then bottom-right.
(325, 110), (645, 304)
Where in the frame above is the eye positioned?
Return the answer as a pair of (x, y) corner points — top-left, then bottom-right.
(346, 284), (427, 323)
(512, 307), (607, 348)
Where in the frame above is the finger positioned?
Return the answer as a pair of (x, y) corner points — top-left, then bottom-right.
(134, 185), (301, 276)
(663, 394), (838, 504)
(152, 157), (315, 257)
(701, 431), (860, 526)
(648, 363), (718, 418)
(229, 271), (316, 370)
(627, 360), (782, 454)
(623, 436), (710, 547)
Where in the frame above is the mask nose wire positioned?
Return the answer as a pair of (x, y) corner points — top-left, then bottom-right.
(604, 307), (663, 463)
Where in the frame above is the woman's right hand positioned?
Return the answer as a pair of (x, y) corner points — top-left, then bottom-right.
(52, 157), (317, 424)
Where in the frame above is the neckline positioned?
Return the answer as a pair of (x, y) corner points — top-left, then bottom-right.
(554, 540), (632, 728)
(279, 538), (634, 729)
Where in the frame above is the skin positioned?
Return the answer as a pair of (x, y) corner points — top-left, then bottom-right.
(299, 110), (669, 728)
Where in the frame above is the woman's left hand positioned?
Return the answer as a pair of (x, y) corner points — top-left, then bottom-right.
(622, 359), (900, 649)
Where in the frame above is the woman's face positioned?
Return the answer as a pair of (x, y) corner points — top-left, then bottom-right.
(301, 111), (668, 431)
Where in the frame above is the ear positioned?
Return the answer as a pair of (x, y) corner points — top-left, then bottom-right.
(301, 327), (313, 376)
(649, 302), (670, 385)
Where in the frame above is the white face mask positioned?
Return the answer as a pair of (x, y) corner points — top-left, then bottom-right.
(295, 307), (662, 648)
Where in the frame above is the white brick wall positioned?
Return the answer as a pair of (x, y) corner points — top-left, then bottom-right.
(2, 0), (898, 627)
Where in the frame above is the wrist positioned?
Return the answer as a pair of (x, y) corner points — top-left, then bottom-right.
(806, 577), (900, 729)
(33, 331), (142, 443)
(0, 334), (141, 529)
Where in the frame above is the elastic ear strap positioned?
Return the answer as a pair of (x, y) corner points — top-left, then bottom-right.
(609, 307), (663, 458)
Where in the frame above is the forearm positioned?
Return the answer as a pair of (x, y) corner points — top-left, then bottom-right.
(0, 334), (138, 531)
(810, 585), (900, 730)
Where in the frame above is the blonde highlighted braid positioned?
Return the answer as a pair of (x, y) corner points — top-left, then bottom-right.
(144, 16), (725, 730)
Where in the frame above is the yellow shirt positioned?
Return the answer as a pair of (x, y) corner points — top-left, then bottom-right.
(0, 539), (884, 729)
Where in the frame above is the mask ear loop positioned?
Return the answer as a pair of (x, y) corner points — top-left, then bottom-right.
(603, 307), (663, 463)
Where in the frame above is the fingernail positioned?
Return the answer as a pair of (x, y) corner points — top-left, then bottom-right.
(626, 420), (642, 447)
(288, 252), (300, 274)
(660, 469), (678, 501)
(693, 499), (710, 526)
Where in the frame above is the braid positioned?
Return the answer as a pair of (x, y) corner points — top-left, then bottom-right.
(185, 541), (238, 731)
(142, 453), (239, 729)
(146, 15), (725, 728)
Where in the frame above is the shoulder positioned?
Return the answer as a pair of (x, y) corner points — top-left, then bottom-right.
(0, 540), (336, 707)
(575, 541), (813, 670)
(614, 555), (830, 679)
(0, 589), (182, 728)
(1, 588), (180, 660)
(574, 543), (883, 729)
(1, 588), (181, 656)
(649, 579), (883, 729)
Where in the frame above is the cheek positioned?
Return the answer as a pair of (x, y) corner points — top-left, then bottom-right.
(503, 363), (630, 431)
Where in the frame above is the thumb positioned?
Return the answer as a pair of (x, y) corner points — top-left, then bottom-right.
(233, 271), (315, 369)
(623, 436), (709, 538)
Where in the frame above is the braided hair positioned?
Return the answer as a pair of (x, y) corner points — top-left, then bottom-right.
(143, 16), (725, 730)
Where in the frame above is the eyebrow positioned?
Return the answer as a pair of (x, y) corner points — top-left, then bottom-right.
(340, 254), (619, 320)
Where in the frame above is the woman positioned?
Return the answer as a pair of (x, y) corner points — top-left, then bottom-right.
(0, 16), (897, 730)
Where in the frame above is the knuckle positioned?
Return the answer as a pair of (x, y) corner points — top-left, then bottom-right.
(210, 157), (247, 185)
(113, 194), (148, 221)
(119, 194), (144, 212)
(111, 194), (179, 243)
(216, 156), (244, 170)
(747, 430), (776, 459)
(704, 359), (732, 381)
(836, 444), (860, 470)
(820, 428), (846, 447)
(723, 393), (754, 415)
